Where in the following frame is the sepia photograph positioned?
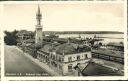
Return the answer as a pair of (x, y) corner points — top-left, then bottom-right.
(3, 2), (125, 77)
(0, 4), (2, 80)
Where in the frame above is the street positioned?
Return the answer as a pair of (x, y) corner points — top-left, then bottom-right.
(5, 45), (49, 76)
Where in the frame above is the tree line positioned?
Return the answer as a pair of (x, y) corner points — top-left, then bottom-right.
(4, 30), (18, 45)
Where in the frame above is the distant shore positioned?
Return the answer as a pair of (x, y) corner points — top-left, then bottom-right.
(43, 31), (123, 34)
(96, 37), (123, 39)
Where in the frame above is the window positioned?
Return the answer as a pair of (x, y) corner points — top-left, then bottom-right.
(68, 57), (72, 62)
(55, 55), (57, 60)
(50, 54), (52, 58)
(55, 63), (57, 67)
(62, 57), (64, 62)
(59, 65), (62, 70)
(85, 54), (88, 59)
(53, 55), (55, 60)
(68, 64), (72, 72)
(59, 56), (61, 62)
(77, 55), (80, 60)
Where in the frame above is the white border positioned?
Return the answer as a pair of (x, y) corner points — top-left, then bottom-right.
(0, 2), (4, 81)
(1, 0), (127, 81)
(123, 0), (128, 80)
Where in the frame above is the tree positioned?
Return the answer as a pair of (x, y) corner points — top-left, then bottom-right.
(4, 30), (18, 45)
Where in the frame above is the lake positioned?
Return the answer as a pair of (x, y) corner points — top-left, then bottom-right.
(57, 34), (124, 44)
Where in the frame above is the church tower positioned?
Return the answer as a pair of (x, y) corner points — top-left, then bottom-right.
(35, 5), (43, 45)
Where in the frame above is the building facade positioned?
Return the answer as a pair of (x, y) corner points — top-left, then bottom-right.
(37, 43), (92, 75)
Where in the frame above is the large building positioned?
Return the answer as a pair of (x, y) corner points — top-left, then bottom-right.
(37, 42), (92, 75)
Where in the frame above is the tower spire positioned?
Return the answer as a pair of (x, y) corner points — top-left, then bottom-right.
(36, 4), (42, 25)
(38, 4), (41, 15)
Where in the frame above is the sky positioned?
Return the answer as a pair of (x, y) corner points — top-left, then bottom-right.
(1, 2), (125, 32)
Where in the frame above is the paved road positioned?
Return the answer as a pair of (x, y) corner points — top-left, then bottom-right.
(5, 45), (49, 76)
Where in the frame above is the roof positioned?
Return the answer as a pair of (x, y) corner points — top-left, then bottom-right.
(55, 43), (91, 55)
(55, 43), (76, 55)
(40, 44), (53, 54)
(39, 42), (60, 54)
(53, 38), (67, 43)
(92, 49), (124, 58)
(107, 42), (124, 47)
(82, 62), (123, 76)
(23, 39), (35, 43)
(37, 42), (91, 55)
(26, 44), (35, 49)
(16, 30), (33, 36)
